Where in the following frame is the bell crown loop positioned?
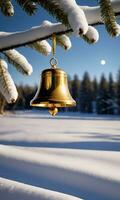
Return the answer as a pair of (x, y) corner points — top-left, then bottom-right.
(50, 57), (58, 69)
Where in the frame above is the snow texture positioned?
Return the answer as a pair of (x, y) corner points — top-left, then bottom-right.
(0, 59), (8, 69)
(56, 34), (72, 50)
(0, 22), (68, 51)
(85, 26), (99, 43)
(0, 177), (81, 200)
(5, 49), (33, 75)
(58, 0), (88, 36)
(0, 59), (18, 103)
(0, 112), (120, 200)
(29, 40), (52, 56)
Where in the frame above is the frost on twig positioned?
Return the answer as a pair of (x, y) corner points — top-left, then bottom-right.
(29, 40), (51, 56)
(56, 34), (71, 50)
(82, 26), (99, 44)
(4, 49), (33, 75)
(0, 59), (18, 103)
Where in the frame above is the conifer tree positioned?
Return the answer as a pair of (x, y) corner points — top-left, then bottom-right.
(92, 77), (98, 113)
(96, 73), (109, 114)
(71, 74), (80, 111)
(107, 73), (116, 114)
(116, 70), (120, 114)
(79, 72), (93, 113)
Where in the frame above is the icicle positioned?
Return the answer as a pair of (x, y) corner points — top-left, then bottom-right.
(29, 40), (51, 56)
(5, 49), (33, 75)
(0, 59), (18, 103)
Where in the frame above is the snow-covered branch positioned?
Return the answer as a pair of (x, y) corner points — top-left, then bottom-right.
(0, 1), (120, 51)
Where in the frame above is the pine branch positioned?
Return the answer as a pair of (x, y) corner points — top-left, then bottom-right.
(33, 0), (88, 36)
(0, 59), (18, 103)
(0, 3), (120, 51)
(16, 0), (37, 15)
(4, 49), (33, 75)
(32, 0), (69, 26)
(0, 0), (14, 16)
(99, 0), (120, 37)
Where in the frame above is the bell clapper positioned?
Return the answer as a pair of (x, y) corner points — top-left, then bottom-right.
(49, 107), (58, 116)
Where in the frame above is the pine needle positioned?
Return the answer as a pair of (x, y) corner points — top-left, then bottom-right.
(16, 0), (37, 15)
(99, 0), (120, 37)
(32, 0), (69, 26)
(0, 0), (14, 16)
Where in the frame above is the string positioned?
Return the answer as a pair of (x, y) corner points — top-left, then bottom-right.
(52, 34), (56, 57)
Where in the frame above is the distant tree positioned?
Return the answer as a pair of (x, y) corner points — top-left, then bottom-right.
(67, 75), (72, 93)
(107, 73), (116, 114)
(92, 77), (98, 100)
(116, 70), (120, 114)
(92, 77), (98, 113)
(0, 93), (6, 114)
(71, 74), (80, 111)
(6, 85), (37, 111)
(96, 73), (109, 114)
(79, 72), (93, 113)
(20, 85), (37, 109)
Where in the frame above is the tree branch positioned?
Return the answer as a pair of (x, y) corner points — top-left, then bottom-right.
(0, 1), (120, 52)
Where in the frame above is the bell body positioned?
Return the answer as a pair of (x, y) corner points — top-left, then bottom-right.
(30, 68), (76, 111)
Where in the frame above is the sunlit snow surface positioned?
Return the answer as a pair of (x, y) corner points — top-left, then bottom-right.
(0, 111), (120, 200)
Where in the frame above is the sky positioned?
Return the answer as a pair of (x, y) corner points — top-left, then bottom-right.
(0, 0), (120, 86)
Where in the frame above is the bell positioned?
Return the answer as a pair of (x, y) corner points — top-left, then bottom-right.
(30, 66), (76, 116)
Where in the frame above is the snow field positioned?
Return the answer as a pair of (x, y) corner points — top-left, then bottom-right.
(0, 112), (120, 200)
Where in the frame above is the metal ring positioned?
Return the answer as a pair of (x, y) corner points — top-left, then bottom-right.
(50, 57), (58, 68)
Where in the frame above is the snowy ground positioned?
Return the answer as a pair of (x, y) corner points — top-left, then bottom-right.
(0, 111), (120, 200)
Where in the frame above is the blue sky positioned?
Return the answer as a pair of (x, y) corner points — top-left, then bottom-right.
(0, 0), (120, 85)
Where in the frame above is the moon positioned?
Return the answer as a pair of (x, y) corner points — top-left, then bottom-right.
(100, 59), (106, 65)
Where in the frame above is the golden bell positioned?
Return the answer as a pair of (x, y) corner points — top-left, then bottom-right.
(30, 67), (76, 116)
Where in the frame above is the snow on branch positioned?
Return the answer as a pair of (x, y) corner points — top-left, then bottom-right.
(0, 59), (18, 103)
(0, 1), (120, 51)
(4, 49), (33, 75)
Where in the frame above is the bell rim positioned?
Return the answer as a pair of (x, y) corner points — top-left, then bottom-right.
(30, 100), (76, 108)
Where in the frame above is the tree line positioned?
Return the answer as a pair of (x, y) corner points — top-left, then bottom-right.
(1, 70), (120, 115)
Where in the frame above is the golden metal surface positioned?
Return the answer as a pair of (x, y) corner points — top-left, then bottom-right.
(49, 107), (58, 116)
(30, 67), (76, 115)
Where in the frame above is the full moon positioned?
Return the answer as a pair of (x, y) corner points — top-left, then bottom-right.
(100, 59), (106, 65)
